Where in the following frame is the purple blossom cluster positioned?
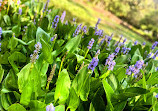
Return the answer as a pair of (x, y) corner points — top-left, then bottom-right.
(147, 52), (152, 58)
(95, 18), (101, 31)
(73, 24), (82, 37)
(126, 60), (144, 78)
(152, 50), (158, 59)
(52, 15), (60, 29)
(123, 38), (126, 44)
(142, 42), (146, 46)
(114, 47), (120, 55)
(151, 41), (158, 50)
(106, 34), (113, 46)
(88, 57), (99, 71)
(61, 11), (66, 23)
(105, 53), (116, 71)
(82, 26), (87, 34)
(17, 0), (21, 5)
(155, 94), (158, 99)
(46, 103), (55, 111)
(94, 29), (103, 37)
(87, 38), (94, 49)
(30, 42), (42, 63)
(121, 47), (131, 54)
(43, 0), (50, 13)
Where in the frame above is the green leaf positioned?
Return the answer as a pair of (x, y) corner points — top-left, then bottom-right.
(3, 15), (11, 26)
(113, 101), (126, 111)
(8, 52), (26, 73)
(12, 25), (21, 36)
(65, 34), (82, 54)
(102, 79), (114, 111)
(40, 39), (53, 63)
(146, 72), (158, 85)
(72, 66), (90, 101)
(36, 27), (50, 42)
(54, 69), (71, 104)
(5, 69), (18, 89)
(55, 105), (65, 111)
(68, 88), (80, 111)
(8, 37), (18, 51)
(8, 103), (26, 111)
(17, 63), (32, 92)
(131, 49), (143, 64)
(29, 100), (46, 111)
(0, 64), (4, 83)
(1, 93), (10, 110)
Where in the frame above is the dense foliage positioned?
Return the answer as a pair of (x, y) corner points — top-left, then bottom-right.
(0, 0), (158, 111)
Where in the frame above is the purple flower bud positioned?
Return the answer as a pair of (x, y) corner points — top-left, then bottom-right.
(107, 36), (112, 46)
(0, 27), (2, 38)
(155, 94), (158, 99)
(73, 18), (76, 22)
(126, 66), (134, 75)
(52, 15), (60, 29)
(147, 52), (152, 58)
(134, 60), (144, 69)
(65, 21), (68, 25)
(61, 11), (66, 23)
(17, 0), (21, 5)
(151, 41), (158, 50)
(73, 24), (82, 37)
(82, 26), (87, 34)
(88, 57), (99, 71)
(108, 60), (116, 71)
(134, 41), (138, 45)
(152, 50), (158, 60)
(142, 42), (146, 46)
(87, 38), (94, 49)
(123, 38), (126, 44)
(105, 53), (115, 70)
(51, 34), (57, 42)
(95, 18), (101, 31)
(46, 103), (55, 111)
(114, 47), (120, 55)
(19, 8), (22, 15)
(95, 29), (103, 37)
(156, 67), (158, 71)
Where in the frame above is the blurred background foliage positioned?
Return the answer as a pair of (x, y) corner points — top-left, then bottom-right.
(49, 0), (158, 44)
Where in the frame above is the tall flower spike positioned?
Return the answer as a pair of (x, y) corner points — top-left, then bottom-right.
(17, 0), (21, 5)
(147, 52), (152, 58)
(151, 41), (158, 50)
(30, 42), (42, 63)
(152, 50), (158, 60)
(134, 41), (138, 45)
(82, 25), (87, 34)
(73, 24), (82, 37)
(105, 53), (116, 71)
(88, 57), (99, 71)
(142, 42), (146, 46)
(0, 27), (2, 38)
(52, 15), (60, 29)
(61, 11), (66, 23)
(95, 18), (101, 31)
(87, 38), (94, 49)
(46, 103), (55, 111)
(114, 47), (120, 55)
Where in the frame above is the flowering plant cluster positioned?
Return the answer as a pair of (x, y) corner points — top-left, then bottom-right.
(0, 0), (158, 111)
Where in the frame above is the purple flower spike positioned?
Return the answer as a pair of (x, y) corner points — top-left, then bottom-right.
(87, 38), (94, 49)
(134, 41), (138, 45)
(46, 103), (55, 111)
(17, 0), (21, 5)
(105, 53), (116, 71)
(95, 18), (101, 31)
(151, 41), (158, 50)
(61, 11), (66, 23)
(142, 42), (146, 46)
(0, 27), (2, 38)
(19, 8), (22, 15)
(73, 24), (82, 37)
(52, 15), (60, 29)
(51, 34), (57, 42)
(123, 38), (126, 44)
(152, 50), (158, 60)
(147, 52), (152, 58)
(114, 47), (120, 55)
(82, 26), (87, 34)
(108, 61), (116, 71)
(88, 57), (99, 71)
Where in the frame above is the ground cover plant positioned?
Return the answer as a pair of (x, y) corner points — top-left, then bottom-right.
(0, 0), (158, 111)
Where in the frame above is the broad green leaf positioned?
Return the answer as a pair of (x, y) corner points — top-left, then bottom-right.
(115, 55), (130, 64)
(68, 88), (80, 111)
(0, 64), (4, 83)
(54, 69), (71, 104)
(102, 79), (114, 111)
(65, 34), (82, 53)
(17, 63), (32, 92)
(146, 72), (158, 85)
(113, 101), (127, 111)
(1, 93), (10, 110)
(29, 100), (46, 111)
(20, 82), (33, 106)
(5, 69), (18, 89)
(8, 103), (26, 111)
(55, 105), (65, 111)
(8, 52), (26, 73)
(40, 39), (53, 63)
(72, 66), (90, 101)
(8, 36), (18, 51)
(3, 15), (11, 25)
(131, 49), (143, 64)
(12, 25), (21, 36)
(36, 27), (50, 42)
